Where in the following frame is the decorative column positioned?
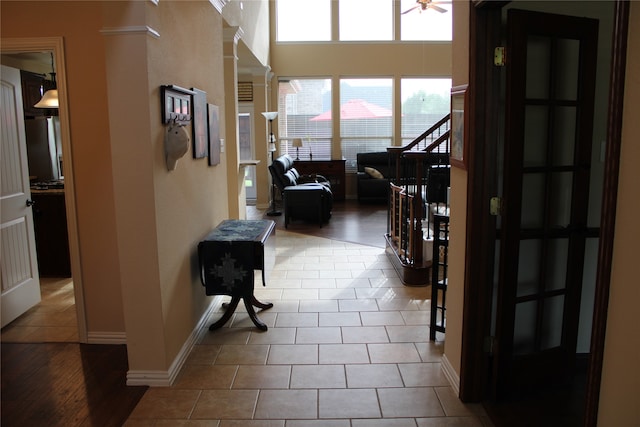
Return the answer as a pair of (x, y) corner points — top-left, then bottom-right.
(223, 26), (244, 219)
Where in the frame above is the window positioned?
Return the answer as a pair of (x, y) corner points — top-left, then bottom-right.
(276, 0), (331, 42)
(340, 78), (393, 172)
(339, 0), (392, 41)
(276, 0), (452, 42)
(401, 78), (452, 145)
(277, 79), (332, 160)
(400, 0), (452, 41)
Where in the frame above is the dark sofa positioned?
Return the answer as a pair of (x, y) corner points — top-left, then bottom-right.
(356, 152), (392, 203)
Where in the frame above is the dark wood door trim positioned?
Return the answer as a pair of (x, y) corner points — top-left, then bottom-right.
(460, 3), (629, 426)
(459, 3), (503, 402)
(584, 2), (629, 425)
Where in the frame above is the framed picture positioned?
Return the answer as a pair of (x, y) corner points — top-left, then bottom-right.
(207, 104), (221, 166)
(191, 88), (208, 159)
(450, 84), (469, 170)
(161, 85), (194, 125)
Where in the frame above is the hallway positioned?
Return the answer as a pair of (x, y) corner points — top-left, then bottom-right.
(2, 202), (491, 426)
(124, 221), (491, 426)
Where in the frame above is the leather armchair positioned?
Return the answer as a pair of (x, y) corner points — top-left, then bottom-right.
(268, 154), (333, 226)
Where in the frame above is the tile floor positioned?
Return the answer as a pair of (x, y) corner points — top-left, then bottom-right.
(0, 276), (78, 343)
(125, 229), (493, 426)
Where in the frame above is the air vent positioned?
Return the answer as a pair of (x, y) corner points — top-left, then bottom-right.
(238, 81), (253, 102)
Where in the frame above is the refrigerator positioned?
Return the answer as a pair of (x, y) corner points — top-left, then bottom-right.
(24, 116), (62, 183)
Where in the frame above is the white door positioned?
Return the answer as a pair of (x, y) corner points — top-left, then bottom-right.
(239, 110), (257, 200)
(1, 64), (41, 327)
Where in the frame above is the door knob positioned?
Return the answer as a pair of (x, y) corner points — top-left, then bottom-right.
(26, 199), (36, 207)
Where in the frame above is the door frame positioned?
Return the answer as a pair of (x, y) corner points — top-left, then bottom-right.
(460, 1), (629, 426)
(1, 37), (87, 342)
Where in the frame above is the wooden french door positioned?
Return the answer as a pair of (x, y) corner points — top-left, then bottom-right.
(493, 9), (599, 396)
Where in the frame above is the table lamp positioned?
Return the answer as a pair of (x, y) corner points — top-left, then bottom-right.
(292, 138), (303, 160)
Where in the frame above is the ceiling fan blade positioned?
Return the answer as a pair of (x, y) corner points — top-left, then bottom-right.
(430, 4), (448, 13)
(401, 5), (421, 15)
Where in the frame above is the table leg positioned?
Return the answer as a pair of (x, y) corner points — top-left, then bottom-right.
(251, 296), (274, 310)
(240, 295), (274, 331)
(209, 296), (241, 330)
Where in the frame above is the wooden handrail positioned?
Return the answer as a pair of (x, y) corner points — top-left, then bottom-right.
(386, 114), (451, 284)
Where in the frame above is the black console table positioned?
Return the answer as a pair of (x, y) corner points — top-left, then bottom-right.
(198, 219), (275, 331)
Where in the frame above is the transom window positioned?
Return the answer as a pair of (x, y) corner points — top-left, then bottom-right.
(339, 0), (392, 41)
(276, 0), (331, 42)
(276, 0), (452, 42)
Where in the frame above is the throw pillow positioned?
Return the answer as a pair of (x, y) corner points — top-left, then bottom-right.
(364, 167), (384, 179)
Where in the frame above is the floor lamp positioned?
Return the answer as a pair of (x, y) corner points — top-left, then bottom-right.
(262, 111), (281, 217)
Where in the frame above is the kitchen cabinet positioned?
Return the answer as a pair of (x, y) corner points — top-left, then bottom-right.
(21, 70), (57, 118)
(32, 190), (71, 277)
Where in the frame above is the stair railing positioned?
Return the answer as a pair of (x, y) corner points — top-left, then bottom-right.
(386, 114), (451, 270)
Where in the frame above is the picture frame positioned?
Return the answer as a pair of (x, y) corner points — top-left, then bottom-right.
(161, 85), (194, 125)
(207, 104), (221, 166)
(450, 84), (469, 170)
(191, 88), (208, 159)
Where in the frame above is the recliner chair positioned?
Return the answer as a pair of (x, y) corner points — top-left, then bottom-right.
(268, 154), (333, 227)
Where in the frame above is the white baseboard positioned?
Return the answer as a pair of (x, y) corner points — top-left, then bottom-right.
(86, 331), (127, 344)
(441, 353), (461, 396)
(126, 296), (222, 387)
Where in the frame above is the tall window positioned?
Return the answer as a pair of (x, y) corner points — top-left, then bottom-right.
(401, 78), (452, 145)
(339, 0), (392, 41)
(340, 78), (393, 172)
(276, 0), (331, 42)
(277, 79), (332, 160)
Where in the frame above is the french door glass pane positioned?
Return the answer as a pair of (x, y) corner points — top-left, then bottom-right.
(541, 295), (565, 350)
(552, 106), (577, 166)
(521, 173), (545, 228)
(523, 106), (549, 167)
(550, 172), (573, 227)
(526, 36), (551, 99)
(545, 238), (569, 291)
(517, 239), (541, 298)
(555, 38), (580, 101)
(514, 300), (537, 355)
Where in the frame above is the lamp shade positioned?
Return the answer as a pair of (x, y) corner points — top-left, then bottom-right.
(34, 89), (59, 108)
(261, 111), (278, 120)
(292, 138), (303, 148)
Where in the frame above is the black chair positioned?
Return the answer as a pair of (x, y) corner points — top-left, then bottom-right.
(268, 154), (333, 227)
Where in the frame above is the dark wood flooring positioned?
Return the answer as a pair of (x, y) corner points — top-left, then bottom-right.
(248, 199), (388, 248)
(1, 343), (147, 427)
(1, 200), (387, 427)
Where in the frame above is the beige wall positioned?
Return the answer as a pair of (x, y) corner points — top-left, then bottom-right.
(2, 0), (232, 376)
(443, 0), (470, 382)
(1, 1), (126, 336)
(599, 3), (640, 424)
(103, 0), (230, 372)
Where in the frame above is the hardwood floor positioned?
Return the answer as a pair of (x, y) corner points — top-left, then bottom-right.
(1, 343), (148, 427)
(0, 200), (387, 427)
(248, 199), (388, 248)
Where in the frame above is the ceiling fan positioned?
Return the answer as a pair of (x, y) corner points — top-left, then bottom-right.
(401, 0), (449, 15)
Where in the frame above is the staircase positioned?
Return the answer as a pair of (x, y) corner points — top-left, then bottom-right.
(385, 114), (451, 286)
